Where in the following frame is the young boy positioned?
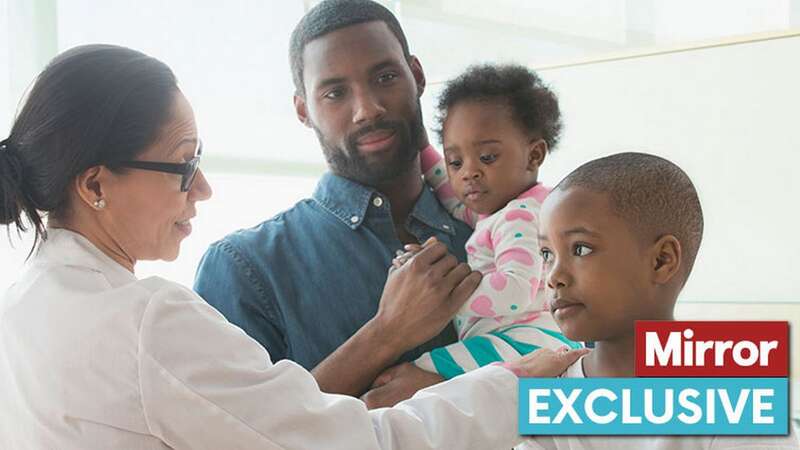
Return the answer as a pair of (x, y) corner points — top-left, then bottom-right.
(523, 152), (798, 449)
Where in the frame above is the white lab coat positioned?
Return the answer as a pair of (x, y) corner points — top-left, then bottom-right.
(0, 228), (522, 449)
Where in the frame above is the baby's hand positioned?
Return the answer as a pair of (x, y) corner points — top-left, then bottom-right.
(391, 237), (435, 269)
(392, 247), (420, 269)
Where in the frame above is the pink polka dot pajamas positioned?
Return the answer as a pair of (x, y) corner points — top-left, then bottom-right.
(414, 146), (576, 378)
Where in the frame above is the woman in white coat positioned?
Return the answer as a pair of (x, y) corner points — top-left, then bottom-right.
(0, 45), (585, 449)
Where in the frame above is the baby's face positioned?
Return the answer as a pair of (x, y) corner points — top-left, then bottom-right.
(442, 99), (542, 215)
(538, 187), (657, 343)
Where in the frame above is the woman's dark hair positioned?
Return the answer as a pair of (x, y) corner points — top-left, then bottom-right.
(0, 44), (178, 252)
(435, 63), (562, 151)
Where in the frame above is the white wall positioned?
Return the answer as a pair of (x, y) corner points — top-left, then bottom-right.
(3, 27), (800, 304)
(440, 35), (800, 303)
(0, 1), (11, 129)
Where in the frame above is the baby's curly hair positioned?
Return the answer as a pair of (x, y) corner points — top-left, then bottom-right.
(435, 64), (562, 151)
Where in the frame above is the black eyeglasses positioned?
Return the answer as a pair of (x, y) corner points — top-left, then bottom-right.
(113, 141), (203, 192)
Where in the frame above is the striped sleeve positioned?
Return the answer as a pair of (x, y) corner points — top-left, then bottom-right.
(414, 325), (581, 380)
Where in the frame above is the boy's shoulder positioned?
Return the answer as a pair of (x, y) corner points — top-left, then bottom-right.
(560, 356), (587, 378)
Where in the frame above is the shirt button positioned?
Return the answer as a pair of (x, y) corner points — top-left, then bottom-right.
(350, 215), (359, 224)
(372, 197), (384, 207)
(442, 224), (451, 231)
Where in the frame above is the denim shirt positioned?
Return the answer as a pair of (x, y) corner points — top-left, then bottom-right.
(194, 173), (472, 370)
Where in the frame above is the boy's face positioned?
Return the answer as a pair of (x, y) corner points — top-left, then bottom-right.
(442, 100), (543, 215)
(539, 187), (657, 342)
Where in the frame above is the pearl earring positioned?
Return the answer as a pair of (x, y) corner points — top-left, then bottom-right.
(93, 199), (106, 209)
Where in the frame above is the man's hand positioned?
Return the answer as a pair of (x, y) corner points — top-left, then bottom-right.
(361, 363), (444, 409)
(374, 238), (482, 352)
(312, 238), (479, 397)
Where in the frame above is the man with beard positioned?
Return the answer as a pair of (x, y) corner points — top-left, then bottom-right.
(195, 0), (477, 402)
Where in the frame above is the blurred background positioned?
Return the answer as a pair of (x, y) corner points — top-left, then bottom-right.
(3, 0), (799, 295)
(1, 4), (799, 407)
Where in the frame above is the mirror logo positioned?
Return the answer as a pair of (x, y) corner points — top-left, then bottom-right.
(519, 321), (790, 435)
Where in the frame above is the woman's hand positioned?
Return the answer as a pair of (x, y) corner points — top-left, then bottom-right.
(496, 346), (590, 378)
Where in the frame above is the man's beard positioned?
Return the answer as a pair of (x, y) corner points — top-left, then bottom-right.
(313, 101), (425, 188)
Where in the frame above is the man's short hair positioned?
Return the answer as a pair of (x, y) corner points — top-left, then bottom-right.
(289, 0), (411, 96)
(435, 64), (562, 151)
(555, 152), (704, 283)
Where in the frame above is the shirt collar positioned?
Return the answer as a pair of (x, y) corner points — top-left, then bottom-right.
(37, 228), (137, 288)
(312, 172), (456, 235)
(312, 173), (375, 229)
(411, 186), (457, 235)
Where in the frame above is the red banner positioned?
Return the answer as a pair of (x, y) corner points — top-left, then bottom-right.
(634, 321), (788, 377)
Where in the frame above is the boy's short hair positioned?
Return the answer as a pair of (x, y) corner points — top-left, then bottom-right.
(435, 63), (562, 151)
(289, 0), (411, 96)
(555, 152), (704, 284)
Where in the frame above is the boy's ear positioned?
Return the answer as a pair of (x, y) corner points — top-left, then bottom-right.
(651, 234), (682, 285)
(527, 138), (547, 171)
(407, 55), (426, 97)
(294, 94), (311, 128)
